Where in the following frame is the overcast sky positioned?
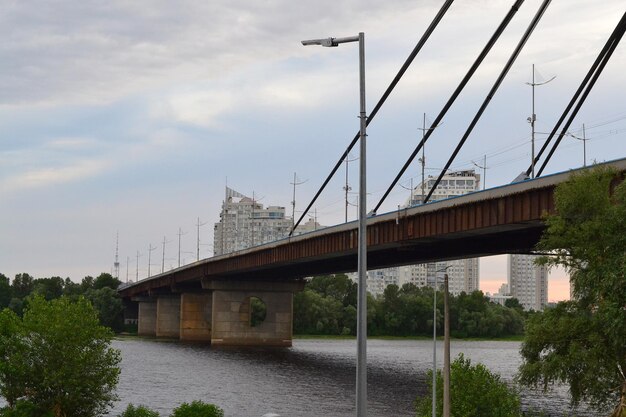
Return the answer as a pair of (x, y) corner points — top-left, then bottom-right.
(1, 0), (624, 301)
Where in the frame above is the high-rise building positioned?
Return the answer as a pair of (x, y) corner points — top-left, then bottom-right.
(213, 187), (293, 256)
(363, 268), (398, 296)
(397, 170), (481, 295)
(507, 254), (548, 311)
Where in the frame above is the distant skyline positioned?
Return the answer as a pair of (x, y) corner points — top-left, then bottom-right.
(2, 1), (625, 302)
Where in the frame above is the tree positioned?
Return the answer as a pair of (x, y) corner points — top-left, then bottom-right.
(81, 275), (95, 292)
(504, 297), (523, 311)
(93, 273), (122, 290)
(10, 274), (33, 299)
(0, 274), (11, 309)
(170, 401), (224, 417)
(416, 354), (522, 417)
(32, 277), (64, 300)
(85, 287), (125, 332)
(119, 404), (160, 417)
(0, 295), (121, 416)
(518, 166), (626, 416)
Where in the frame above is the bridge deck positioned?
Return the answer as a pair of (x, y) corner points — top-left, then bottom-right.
(119, 158), (626, 298)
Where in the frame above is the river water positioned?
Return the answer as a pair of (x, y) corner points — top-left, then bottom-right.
(109, 338), (602, 417)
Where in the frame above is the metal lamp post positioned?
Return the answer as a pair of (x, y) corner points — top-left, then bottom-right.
(302, 32), (367, 417)
(526, 64), (556, 178)
(429, 266), (451, 417)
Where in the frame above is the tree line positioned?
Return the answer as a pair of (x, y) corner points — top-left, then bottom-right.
(1, 269), (528, 339)
(0, 272), (126, 333)
(294, 274), (528, 338)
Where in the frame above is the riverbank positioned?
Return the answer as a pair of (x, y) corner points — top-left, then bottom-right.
(293, 334), (525, 342)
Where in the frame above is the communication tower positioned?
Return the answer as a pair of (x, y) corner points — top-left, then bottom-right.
(113, 232), (120, 279)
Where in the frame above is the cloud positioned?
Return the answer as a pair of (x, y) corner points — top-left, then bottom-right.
(0, 0), (436, 108)
(0, 158), (112, 193)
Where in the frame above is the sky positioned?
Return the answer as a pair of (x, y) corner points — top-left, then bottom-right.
(1, 0), (625, 302)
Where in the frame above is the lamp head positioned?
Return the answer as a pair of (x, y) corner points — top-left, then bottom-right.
(301, 37), (337, 47)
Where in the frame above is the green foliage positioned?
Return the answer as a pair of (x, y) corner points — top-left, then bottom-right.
(249, 297), (267, 327)
(0, 295), (121, 416)
(63, 277), (82, 298)
(81, 275), (95, 292)
(294, 274), (524, 338)
(10, 274), (33, 300)
(0, 274), (11, 309)
(504, 297), (524, 311)
(85, 287), (125, 332)
(32, 276), (64, 300)
(93, 272), (122, 290)
(119, 404), (160, 417)
(294, 289), (343, 334)
(416, 354), (522, 417)
(170, 401), (224, 417)
(518, 166), (626, 415)
(0, 272), (127, 333)
(0, 400), (54, 417)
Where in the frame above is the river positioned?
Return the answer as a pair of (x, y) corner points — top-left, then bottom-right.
(108, 337), (602, 417)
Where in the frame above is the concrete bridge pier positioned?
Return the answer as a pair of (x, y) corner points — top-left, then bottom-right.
(136, 298), (157, 337)
(203, 279), (304, 347)
(156, 295), (181, 338)
(180, 292), (212, 342)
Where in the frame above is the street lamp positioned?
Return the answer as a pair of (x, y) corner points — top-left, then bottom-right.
(428, 266), (451, 417)
(302, 32), (367, 417)
(526, 64), (556, 179)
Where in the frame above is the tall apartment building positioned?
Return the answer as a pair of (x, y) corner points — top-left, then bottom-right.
(396, 170), (481, 295)
(507, 254), (548, 311)
(213, 187), (293, 256)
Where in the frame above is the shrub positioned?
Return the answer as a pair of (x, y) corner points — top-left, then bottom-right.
(0, 400), (53, 417)
(119, 404), (160, 417)
(416, 354), (522, 417)
(170, 401), (224, 417)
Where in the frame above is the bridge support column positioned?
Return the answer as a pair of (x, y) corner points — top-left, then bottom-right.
(156, 295), (181, 338)
(180, 293), (212, 342)
(137, 299), (157, 337)
(203, 279), (304, 347)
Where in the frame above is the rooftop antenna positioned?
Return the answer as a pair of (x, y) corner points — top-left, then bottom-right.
(161, 236), (170, 274)
(290, 173), (308, 229)
(126, 255), (130, 283)
(177, 228), (187, 267)
(416, 114), (441, 204)
(251, 192), (265, 247)
(147, 244), (157, 277)
(526, 64), (556, 178)
(135, 250), (142, 282)
(472, 155), (488, 189)
(113, 232), (120, 279)
(342, 154), (358, 222)
(567, 124), (589, 167)
(196, 217), (208, 261)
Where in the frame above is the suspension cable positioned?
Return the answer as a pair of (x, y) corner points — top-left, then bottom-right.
(424, 0), (552, 203)
(372, 0), (525, 214)
(289, 0), (456, 236)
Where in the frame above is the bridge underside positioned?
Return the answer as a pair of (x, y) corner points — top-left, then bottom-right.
(133, 280), (303, 346)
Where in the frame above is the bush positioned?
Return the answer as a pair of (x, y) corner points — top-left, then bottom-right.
(0, 400), (53, 417)
(416, 354), (522, 417)
(119, 404), (160, 417)
(170, 401), (224, 417)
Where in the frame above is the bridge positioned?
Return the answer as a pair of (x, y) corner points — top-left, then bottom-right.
(118, 158), (626, 346)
